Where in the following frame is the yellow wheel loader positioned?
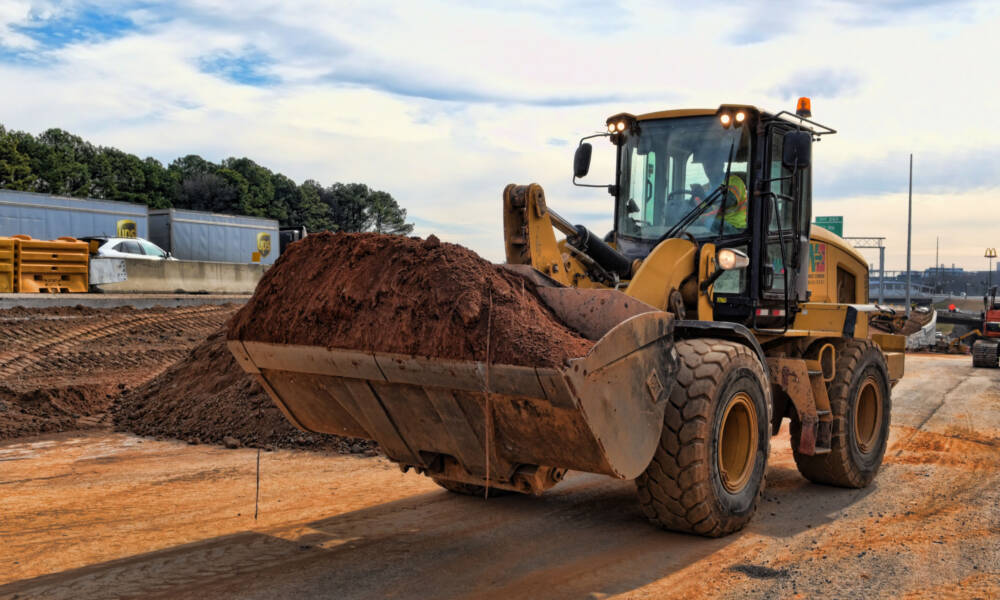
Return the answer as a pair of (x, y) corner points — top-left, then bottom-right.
(228, 100), (905, 537)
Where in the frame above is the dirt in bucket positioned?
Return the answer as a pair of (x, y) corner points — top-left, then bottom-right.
(227, 232), (594, 367)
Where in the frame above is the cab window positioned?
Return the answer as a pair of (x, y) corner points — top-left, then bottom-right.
(769, 134), (794, 232)
(765, 130), (797, 293)
(617, 115), (750, 246)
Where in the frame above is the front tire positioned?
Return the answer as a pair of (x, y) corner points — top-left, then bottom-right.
(791, 340), (891, 488)
(635, 339), (770, 537)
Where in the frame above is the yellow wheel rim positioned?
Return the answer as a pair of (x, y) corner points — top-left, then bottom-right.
(718, 392), (758, 493)
(854, 376), (883, 453)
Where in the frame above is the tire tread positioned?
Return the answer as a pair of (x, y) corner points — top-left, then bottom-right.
(791, 339), (890, 488)
(636, 339), (767, 537)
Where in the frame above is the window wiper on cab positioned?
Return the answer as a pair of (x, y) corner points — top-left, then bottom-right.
(657, 185), (723, 243)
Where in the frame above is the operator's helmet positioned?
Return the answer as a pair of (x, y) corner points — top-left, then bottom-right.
(722, 174), (748, 229)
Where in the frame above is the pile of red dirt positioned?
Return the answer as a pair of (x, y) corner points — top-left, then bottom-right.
(113, 330), (377, 454)
(0, 304), (237, 440)
(227, 232), (594, 366)
(0, 383), (119, 439)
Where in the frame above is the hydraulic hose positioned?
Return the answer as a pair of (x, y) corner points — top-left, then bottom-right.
(547, 207), (632, 280)
(569, 224), (632, 280)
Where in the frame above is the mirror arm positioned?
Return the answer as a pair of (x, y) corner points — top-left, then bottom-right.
(572, 179), (612, 189)
(700, 267), (726, 292)
(579, 132), (611, 143)
(572, 131), (614, 189)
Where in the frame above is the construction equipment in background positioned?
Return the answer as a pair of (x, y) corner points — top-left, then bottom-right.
(939, 328), (978, 354)
(972, 286), (1000, 368)
(229, 100), (905, 537)
(870, 305), (934, 336)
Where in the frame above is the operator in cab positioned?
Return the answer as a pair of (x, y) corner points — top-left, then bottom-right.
(690, 161), (748, 234)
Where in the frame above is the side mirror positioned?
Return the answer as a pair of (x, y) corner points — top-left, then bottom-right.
(782, 130), (811, 169)
(574, 143), (593, 179)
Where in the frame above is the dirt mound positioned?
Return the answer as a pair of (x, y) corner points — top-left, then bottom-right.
(870, 307), (935, 336)
(227, 232), (593, 367)
(900, 308), (934, 335)
(0, 304), (237, 440)
(0, 383), (119, 439)
(113, 330), (377, 454)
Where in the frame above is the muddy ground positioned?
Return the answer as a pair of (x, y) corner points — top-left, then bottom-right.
(1, 354), (997, 599)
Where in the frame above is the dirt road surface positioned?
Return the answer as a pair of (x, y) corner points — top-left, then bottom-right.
(1, 354), (998, 599)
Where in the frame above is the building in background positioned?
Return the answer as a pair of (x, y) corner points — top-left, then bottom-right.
(924, 265), (964, 278)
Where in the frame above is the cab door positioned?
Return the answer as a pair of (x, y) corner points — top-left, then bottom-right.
(760, 127), (811, 321)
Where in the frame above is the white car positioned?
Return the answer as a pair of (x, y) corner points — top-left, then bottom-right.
(81, 236), (176, 260)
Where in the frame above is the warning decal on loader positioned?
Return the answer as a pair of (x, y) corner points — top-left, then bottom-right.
(808, 242), (826, 285)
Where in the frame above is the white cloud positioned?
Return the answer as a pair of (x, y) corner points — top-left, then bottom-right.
(0, 0), (998, 267)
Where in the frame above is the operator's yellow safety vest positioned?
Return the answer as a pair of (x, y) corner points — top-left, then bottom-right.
(714, 175), (747, 229)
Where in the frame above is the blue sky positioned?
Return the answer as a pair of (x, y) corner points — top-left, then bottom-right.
(0, 0), (998, 269)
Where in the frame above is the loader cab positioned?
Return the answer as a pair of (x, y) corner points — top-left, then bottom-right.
(603, 104), (834, 328)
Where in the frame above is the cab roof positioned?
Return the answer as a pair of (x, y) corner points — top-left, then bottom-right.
(634, 108), (718, 121)
(624, 105), (830, 136)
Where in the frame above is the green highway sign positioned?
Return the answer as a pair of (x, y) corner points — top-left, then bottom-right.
(814, 216), (843, 237)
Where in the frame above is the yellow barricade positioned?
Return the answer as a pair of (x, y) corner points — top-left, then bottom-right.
(0, 237), (14, 293)
(14, 235), (90, 293)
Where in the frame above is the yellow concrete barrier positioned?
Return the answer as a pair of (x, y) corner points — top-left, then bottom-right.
(13, 235), (89, 293)
(0, 237), (14, 293)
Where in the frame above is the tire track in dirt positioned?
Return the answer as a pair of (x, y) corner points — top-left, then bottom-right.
(0, 305), (233, 378)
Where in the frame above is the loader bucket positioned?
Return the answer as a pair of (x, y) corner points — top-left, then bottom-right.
(228, 287), (677, 493)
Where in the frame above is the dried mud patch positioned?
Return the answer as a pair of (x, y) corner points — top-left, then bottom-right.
(887, 426), (1000, 469)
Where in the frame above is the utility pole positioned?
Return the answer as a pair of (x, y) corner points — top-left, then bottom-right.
(935, 236), (939, 291)
(987, 248), (997, 294)
(905, 154), (913, 317)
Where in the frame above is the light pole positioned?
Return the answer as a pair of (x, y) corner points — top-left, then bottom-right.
(905, 154), (913, 317)
(986, 247), (997, 293)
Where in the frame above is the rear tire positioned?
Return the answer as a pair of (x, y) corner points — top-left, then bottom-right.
(431, 478), (513, 498)
(635, 339), (770, 537)
(791, 340), (891, 488)
(972, 340), (999, 368)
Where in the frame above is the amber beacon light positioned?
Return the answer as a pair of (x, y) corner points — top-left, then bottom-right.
(796, 97), (812, 117)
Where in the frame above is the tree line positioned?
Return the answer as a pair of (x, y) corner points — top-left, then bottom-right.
(0, 124), (414, 235)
